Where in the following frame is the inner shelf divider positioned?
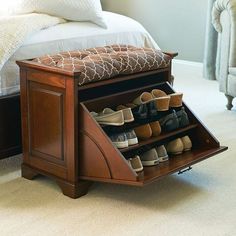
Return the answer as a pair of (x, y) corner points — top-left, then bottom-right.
(120, 124), (198, 153)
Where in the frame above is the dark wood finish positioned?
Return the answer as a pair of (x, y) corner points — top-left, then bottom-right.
(22, 163), (39, 180)
(80, 147), (227, 186)
(22, 163), (91, 198)
(17, 56), (227, 198)
(0, 93), (22, 159)
(79, 104), (138, 182)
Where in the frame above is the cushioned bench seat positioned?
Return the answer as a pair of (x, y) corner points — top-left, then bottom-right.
(33, 45), (171, 86)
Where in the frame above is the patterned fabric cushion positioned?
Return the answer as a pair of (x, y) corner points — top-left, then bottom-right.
(34, 45), (171, 86)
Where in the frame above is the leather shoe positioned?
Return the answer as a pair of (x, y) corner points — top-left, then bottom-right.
(134, 124), (152, 140)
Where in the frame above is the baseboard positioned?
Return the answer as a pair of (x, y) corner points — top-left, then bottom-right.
(173, 59), (203, 68)
(172, 59), (203, 76)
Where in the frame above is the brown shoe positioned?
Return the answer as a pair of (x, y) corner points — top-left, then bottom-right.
(133, 92), (153, 105)
(151, 89), (170, 111)
(154, 96), (170, 111)
(181, 136), (192, 152)
(149, 121), (161, 136)
(169, 93), (183, 108)
(134, 124), (152, 140)
(151, 89), (167, 98)
(152, 89), (183, 109)
(166, 138), (184, 155)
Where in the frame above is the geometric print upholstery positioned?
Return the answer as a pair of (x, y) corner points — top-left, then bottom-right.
(34, 45), (171, 86)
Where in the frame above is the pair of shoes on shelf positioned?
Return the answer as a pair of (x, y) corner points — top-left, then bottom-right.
(91, 107), (134, 126)
(133, 90), (183, 111)
(134, 121), (161, 140)
(159, 107), (190, 132)
(151, 89), (183, 108)
(127, 145), (169, 172)
(109, 130), (138, 149)
(140, 145), (169, 166)
(127, 155), (143, 172)
(166, 136), (192, 155)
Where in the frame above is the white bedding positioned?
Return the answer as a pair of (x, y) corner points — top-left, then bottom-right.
(1, 11), (159, 96)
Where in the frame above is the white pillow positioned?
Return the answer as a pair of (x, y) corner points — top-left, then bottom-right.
(0, 0), (107, 28)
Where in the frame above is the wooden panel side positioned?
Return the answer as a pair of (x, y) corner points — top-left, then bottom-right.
(27, 69), (66, 88)
(29, 82), (65, 163)
(79, 104), (138, 182)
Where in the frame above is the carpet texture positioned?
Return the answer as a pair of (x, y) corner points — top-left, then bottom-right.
(1, 62), (236, 236)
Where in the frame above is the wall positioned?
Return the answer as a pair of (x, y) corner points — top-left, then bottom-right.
(101, 0), (208, 62)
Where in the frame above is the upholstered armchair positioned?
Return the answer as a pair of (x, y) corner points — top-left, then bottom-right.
(211, 0), (236, 110)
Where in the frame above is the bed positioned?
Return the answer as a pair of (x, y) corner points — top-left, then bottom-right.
(0, 11), (159, 159)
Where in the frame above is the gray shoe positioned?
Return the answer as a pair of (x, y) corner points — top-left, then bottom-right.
(127, 155), (143, 172)
(109, 133), (128, 149)
(140, 148), (159, 166)
(156, 145), (169, 162)
(159, 110), (179, 131)
(125, 130), (138, 146)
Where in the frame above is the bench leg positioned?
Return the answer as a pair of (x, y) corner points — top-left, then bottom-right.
(22, 163), (39, 180)
(225, 94), (234, 110)
(57, 179), (92, 199)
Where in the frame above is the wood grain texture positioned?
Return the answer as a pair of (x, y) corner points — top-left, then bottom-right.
(18, 56), (227, 198)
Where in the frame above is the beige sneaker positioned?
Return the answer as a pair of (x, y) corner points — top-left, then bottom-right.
(128, 155), (143, 172)
(156, 145), (169, 162)
(166, 138), (184, 155)
(181, 136), (192, 152)
(91, 110), (124, 126)
(115, 106), (134, 123)
(140, 148), (159, 166)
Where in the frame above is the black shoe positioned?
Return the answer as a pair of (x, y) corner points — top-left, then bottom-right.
(175, 107), (190, 127)
(146, 100), (158, 118)
(159, 110), (179, 132)
(131, 104), (148, 121)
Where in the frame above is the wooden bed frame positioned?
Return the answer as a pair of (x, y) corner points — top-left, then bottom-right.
(0, 93), (22, 159)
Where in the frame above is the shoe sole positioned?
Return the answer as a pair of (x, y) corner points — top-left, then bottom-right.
(169, 151), (183, 155)
(133, 167), (144, 172)
(124, 118), (135, 123)
(159, 155), (169, 162)
(183, 148), (191, 152)
(141, 160), (159, 166)
(113, 141), (129, 149)
(96, 121), (125, 126)
(127, 138), (138, 146)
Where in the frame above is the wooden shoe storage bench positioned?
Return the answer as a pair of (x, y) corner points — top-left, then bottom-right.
(17, 57), (227, 199)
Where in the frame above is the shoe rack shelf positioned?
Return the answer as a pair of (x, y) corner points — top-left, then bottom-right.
(79, 82), (227, 187)
(120, 124), (198, 154)
(18, 57), (227, 198)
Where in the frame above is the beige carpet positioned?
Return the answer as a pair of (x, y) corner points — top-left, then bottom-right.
(1, 62), (236, 236)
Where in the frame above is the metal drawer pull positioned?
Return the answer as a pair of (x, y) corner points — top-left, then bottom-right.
(178, 166), (192, 175)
